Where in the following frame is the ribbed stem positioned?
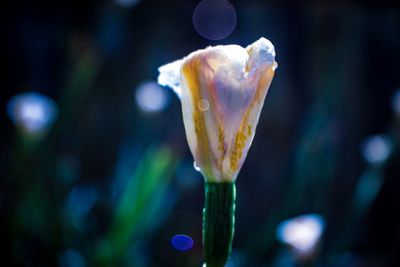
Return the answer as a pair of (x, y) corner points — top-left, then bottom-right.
(203, 182), (236, 267)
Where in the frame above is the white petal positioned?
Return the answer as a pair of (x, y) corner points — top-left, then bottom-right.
(157, 59), (183, 98)
(246, 37), (276, 71)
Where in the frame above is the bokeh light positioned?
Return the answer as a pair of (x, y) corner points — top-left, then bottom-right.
(114, 0), (141, 9)
(197, 99), (210, 111)
(361, 134), (392, 165)
(276, 214), (325, 253)
(135, 81), (170, 113)
(391, 88), (400, 114)
(6, 92), (59, 135)
(152, 211), (202, 265)
(170, 234), (194, 251)
(192, 0), (237, 40)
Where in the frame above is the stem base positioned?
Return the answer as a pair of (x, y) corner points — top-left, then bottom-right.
(203, 182), (236, 267)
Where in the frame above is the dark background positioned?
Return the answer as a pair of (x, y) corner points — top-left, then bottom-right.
(1, 0), (400, 266)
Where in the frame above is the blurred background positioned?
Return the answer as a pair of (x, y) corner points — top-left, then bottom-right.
(1, 0), (400, 266)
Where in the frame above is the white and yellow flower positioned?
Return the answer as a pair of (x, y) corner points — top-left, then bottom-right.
(158, 37), (277, 182)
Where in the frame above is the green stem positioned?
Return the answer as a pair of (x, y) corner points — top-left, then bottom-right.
(203, 182), (236, 267)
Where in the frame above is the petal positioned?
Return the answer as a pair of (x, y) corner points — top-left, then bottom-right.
(180, 53), (220, 181)
(226, 60), (276, 179)
(224, 38), (277, 178)
(157, 59), (183, 98)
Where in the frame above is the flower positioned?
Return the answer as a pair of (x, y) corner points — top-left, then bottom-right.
(7, 92), (59, 136)
(276, 214), (325, 254)
(158, 38), (277, 182)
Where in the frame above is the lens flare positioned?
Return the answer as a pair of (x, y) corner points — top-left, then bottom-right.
(192, 0), (237, 40)
(170, 234), (194, 251)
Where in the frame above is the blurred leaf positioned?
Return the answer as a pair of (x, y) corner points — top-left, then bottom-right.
(94, 145), (178, 265)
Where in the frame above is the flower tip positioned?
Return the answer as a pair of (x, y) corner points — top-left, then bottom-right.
(254, 37), (276, 57)
(246, 37), (276, 70)
(157, 59), (183, 97)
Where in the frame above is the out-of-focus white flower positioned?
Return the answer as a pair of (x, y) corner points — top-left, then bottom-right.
(7, 92), (59, 136)
(158, 38), (277, 182)
(361, 134), (392, 165)
(276, 214), (325, 254)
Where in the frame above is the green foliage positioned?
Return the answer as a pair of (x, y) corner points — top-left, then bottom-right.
(95, 145), (178, 266)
